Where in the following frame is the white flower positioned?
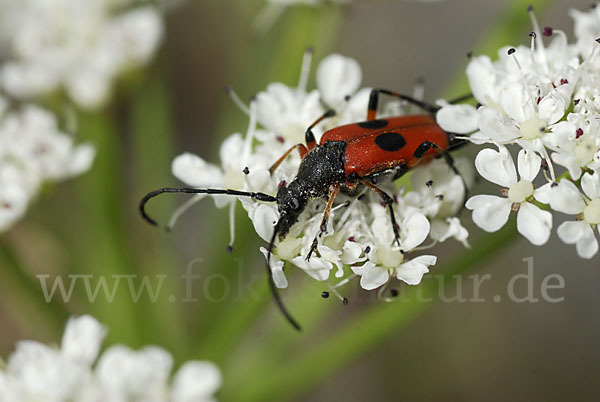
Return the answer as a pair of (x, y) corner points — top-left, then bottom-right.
(0, 0), (164, 109)
(466, 146), (552, 245)
(537, 172), (600, 258)
(351, 210), (437, 290)
(0, 101), (95, 232)
(0, 315), (222, 402)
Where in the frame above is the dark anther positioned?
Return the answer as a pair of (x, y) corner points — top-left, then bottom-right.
(342, 298), (349, 305)
(348, 236), (356, 242)
(536, 96), (542, 105)
(390, 289), (399, 297)
(596, 38), (600, 43)
(541, 160), (549, 171)
(543, 26), (553, 36)
(358, 193), (366, 201)
(507, 48), (516, 55)
(527, 5), (534, 11)
(344, 94), (351, 102)
(436, 194), (444, 201)
(226, 245), (234, 254)
(576, 128), (584, 138)
(371, 177), (378, 184)
(593, 4), (598, 10)
(306, 46), (314, 54)
(278, 180), (286, 188)
(476, 102), (482, 109)
(574, 99), (580, 105)
(321, 291), (330, 299)
(276, 136), (285, 144)
(344, 200), (351, 207)
(364, 246), (371, 254)
(249, 95), (257, 103)
(560, 78), (568, 85)
(529, 31), (537, 38)
(551, 182), (558, 188)
(466, 51), (473, 59)
(243, 167), (250, 175)
(224, 85), (232, 93)
(426, 180), (433, 187)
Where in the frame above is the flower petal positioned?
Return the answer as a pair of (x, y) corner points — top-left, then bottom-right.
(474, 145), (517, 187)
(581, 171), (600, 200)
(436, 104), (478, 134)
(172, 153), (223, 188)
(351, 261), (389, 290)
(317, 54), (362, 107)
(396, 255), (436, 285)
(477, 107), (520, 143)
(516, 202), (552, 245)
(517, 148), (541, 182)
(499, 82), (534, 123)
(535, 180), (585, 214)
(61, 315), (106, 365)
(401, 211), (430, 250)
(557, 221), (599, 259)
(465, 194), (512, 232)
(171, 361), (222, 402)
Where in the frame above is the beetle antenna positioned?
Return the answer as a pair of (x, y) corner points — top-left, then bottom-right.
(139, 187), (277, 227)
(267, 220), (302, 331)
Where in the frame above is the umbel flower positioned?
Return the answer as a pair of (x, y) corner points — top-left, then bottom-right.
(0, 97), (94, 231)
(0, 315), (222, 402)
(438, 5), (600, 258)
(163, 52), (471, 299)
(0, 0), (165, 109)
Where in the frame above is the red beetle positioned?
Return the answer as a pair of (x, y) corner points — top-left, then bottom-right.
(140, 88), (469, 330)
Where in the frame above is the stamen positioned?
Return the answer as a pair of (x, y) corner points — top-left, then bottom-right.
(507, 48), (523, 72)
(242, 101), (257, 163)
(529, 31), (536, 52)
(166, 194), (204, 231)
(411, 77), (426, 114)
(297, 47), (313, 95)
(225, 85), (250, 116)
(323, 281), (346, 302)
(228, 200), (236, 248)
(527, 6), (548, 72)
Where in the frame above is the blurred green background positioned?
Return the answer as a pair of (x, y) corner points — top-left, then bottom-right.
(1, 0), (599, 401)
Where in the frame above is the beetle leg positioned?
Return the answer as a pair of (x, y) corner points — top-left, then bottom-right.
(411, 140), (469, 204)
(305, 109), (336, 151)
(367, 88), (439, 120)
(306, 182), (340, 261)
(360, 178), (401, 246)
(269, 144), (308, 175)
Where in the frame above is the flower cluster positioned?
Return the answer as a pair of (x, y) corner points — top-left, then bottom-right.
(171, 51), (471, 296)
(0, 98), (95, 231)
(0, 315), (221, 402)
(0, 0), (171, 232)
(437, 6), (600, 258)
(0, 0), (165, 109)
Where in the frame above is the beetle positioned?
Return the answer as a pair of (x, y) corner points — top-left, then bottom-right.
(140, 88), (470, 331)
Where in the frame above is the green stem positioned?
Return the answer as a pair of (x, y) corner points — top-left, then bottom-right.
(0, 243), (67, 345)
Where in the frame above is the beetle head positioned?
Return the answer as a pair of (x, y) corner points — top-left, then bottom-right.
(275, 182), (308, 238)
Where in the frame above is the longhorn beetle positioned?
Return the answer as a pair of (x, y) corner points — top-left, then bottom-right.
(140, 88), (471, 331)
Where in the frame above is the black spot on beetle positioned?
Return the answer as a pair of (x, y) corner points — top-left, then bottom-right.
(374, 132), (406, 152)
(357, 119), (388, 129)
